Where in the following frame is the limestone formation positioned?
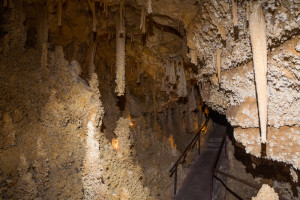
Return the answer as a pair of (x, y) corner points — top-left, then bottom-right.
(252, 184), (279, 200)
(87, 0), (97, 32)
(140, 7), (146, 34)
(216, 48), (222, 84)
(57, 0), (62, 27)
(177, 62), (187, 97)
(147, 0), (152, 14)
(1, 0), (299, 199)
(115, 5), (126, 96)
(232, 0), (238, 26)
(249, 3), (268, 144)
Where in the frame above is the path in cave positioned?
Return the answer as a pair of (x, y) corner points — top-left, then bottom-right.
(173, 122), (227, 200)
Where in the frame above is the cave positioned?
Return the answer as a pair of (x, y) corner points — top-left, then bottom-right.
(0, 0), (299, 199)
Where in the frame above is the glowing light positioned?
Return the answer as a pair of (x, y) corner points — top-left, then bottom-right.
(201, 125), (208, 135)
(204, 107), (209, 117)
(129, 121), (134, 127)
(112, 138), (119, 150)
(128, 115), (135, 128)
(168, 134), (176, 149)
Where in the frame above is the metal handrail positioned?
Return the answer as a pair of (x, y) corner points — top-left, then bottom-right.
(210, 132), (288, 200)
(169, 117), (210, 195)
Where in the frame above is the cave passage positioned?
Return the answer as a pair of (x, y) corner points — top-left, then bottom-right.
(0, 0), (299, 200)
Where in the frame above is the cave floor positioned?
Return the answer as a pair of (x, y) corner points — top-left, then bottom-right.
(173, 122), (227, 200)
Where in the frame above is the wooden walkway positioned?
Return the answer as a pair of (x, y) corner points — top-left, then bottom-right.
(173, 123), (227, 200)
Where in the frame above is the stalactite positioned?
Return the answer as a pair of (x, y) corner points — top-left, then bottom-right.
(246, 2), (250, 21)
(8, 0), (13, 8)
(37, 3), (49, 75)
(169, 60), (176, 85)
(249, 1), (253, 12)
(104, 2), (108, 18)
(41, 43), (48, 72)
(187, 88), (197, 133)
(164, 60), (175, 85)
(151, 86), (158, 131)
(146, 0), (152, 14)
(232, 0), (238, 26)
(57, 0), (62, 27)
(140, 7), (146, 34)
(190, 49), (198, 65)
(188, 88), (197, 112)
(216, 48), (222, 84)
(160, 27), (164, 41)
(249, 3), (268, 143)
(87, 0), (97, 32)
(115, 5), (126, 96)
(167, 108), (173, 134)
(205, 4), (226, 40)
(161, 77), (167, 92)
(119, 0), (125, 36)
(187, 111), (194, 133)
(89, 40), (97, 79)
(3, 0), (8, 7)
(177, 62), (187, 97)
(136, 66), (141, 84)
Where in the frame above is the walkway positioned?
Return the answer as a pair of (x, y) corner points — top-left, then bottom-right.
(173, 122), (227, 200)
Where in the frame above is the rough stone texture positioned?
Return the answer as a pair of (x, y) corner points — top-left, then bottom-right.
(191, 0), (300, 168)
(1, 0), (299, 199)
(252, 184), (279, 200)
(234, 126), (300, 169)
(0, 1), (205, 199)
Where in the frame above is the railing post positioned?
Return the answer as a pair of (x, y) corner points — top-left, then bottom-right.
(224, 135), (227, 157)
(210, 170), (214, 200)
(198, 134), (201, 155)
(174, 165), (178, 195)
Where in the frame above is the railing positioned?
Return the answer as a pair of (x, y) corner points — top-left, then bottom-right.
(210, 132), (288, 200)
(169, 117), (210, 195)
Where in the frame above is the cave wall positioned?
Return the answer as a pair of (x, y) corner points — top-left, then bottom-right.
(0, 0), (207, 199)
(1, 0), (299, 199)
(186, 0), (300, 169)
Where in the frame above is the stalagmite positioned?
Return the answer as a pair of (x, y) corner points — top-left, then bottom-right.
(146, 0), (152, 14)
(115, 3), (126, 96)
(232, 0), (238, 26)
(216, 48), (222, 84)
(252, 184), (279, 200)
(57, 0), (62, 27)
(83, 114), (103, 199)
(249, 3), (268, 143)
(87, 0), (97, 32)
(15, 154), (38, 199)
